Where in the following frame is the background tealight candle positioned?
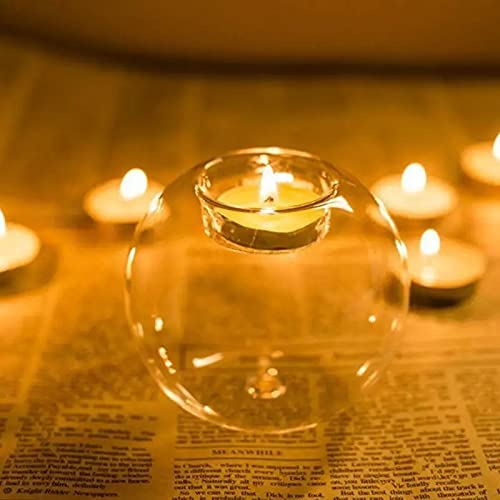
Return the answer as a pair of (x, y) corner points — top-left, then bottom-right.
(406, 228), (486, 304)
(371, 162), (457, 221)
(461, 133), (500, 186)
(83, 168), (163, 224)
(0, 209), (40, 273)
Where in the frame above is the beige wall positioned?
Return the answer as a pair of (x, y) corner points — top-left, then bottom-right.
(1, 1), (500, 66)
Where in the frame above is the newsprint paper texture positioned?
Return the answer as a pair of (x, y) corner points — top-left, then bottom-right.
(0, 237), (499, 500)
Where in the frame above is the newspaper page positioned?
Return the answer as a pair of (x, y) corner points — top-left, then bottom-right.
(1, 234), (500, 499)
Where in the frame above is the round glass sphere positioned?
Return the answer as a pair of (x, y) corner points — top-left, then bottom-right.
(125, 147), (409, 433)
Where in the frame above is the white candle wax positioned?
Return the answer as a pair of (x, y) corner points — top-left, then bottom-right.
(461, 133), (500, 186)
(84, 168), (163, 224)
(406, 229), (485, 302)
(217, 165), (324, 233)
(371, 163), (457, 220)
(0, 210), (40, 273)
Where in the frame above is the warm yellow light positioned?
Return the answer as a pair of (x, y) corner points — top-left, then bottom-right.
(257, 154), (270, 166)
(275, 172), (294, 184)
(154, 316), (164, 332)
(492, 133), (500, 161)
(401, 163), (427, 193)
(0, 209), (5, 237)
(119, 168), (148, 200)
(259, 165), (279, 204)
(357, 361), (370, 377)
(148, 193), (162, 213)
(420, 229), (440, 257)
(192, 352), (224, 368)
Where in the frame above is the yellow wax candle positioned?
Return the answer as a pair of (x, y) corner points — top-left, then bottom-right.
(217, 165), (323, 233)
(84, 168), (163, 224)
(406, 228), (485, 303)
(371, 162), (457, 221)
(461, 133), (500, 186)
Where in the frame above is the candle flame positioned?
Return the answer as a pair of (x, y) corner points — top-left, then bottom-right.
(401, 162), (427, 193)
(420, 228), (440, 257)
(120, 168), (148, 200)
(493, 133), (500, 160)
(257, 154), (270, 166)
(0, 209), (5, 237)
(259, 165), (279, 204)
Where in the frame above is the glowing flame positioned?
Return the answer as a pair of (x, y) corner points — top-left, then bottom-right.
(119, 168), (148, 200)
(420, 229), (440, 257)
(259, 165), (278, 204)
(493, 133), (500, 161)
(257, 154), (270, 166)
(148, 193), (162, 214)
(401, 163), (427, 193)
(0, 209), (5, 237)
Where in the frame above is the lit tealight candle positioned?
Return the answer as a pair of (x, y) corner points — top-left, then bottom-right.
(83, 168), (163, 224)
(0, 209), (40, 273)
(217, 163), (325, 233)
(371, 163), (457, 221)
(461, 133), (500, 186)
(406, 228), (486, 304)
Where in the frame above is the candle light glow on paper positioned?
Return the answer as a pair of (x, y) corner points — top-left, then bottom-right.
(83, 168), (163, 224)
(0, 209), (40, 273)
(461, 133), (500, 186)
(371, 163), (457, 220)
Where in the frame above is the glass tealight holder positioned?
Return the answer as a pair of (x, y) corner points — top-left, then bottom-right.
(125, 147), (409, 433)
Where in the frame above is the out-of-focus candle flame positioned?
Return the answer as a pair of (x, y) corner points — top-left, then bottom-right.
(0, 209), (6, 237)
(420, 228), (440, 257)
(120, 168), (148, 200)
(401, 162), (427, 193)
(492, 133), (500, 161)
(259, 165), (279, 204)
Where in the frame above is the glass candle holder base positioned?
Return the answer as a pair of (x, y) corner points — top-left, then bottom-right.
(125, 147), (409, 433)
(245, 356), (287, 400)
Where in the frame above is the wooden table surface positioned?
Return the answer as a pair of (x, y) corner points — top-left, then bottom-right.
(0, 34), (500, 498)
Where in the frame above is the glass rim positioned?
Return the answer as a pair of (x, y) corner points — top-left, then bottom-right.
(195, 146), (340, 214)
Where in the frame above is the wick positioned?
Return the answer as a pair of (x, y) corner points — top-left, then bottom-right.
(264, 196), (275, 204)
